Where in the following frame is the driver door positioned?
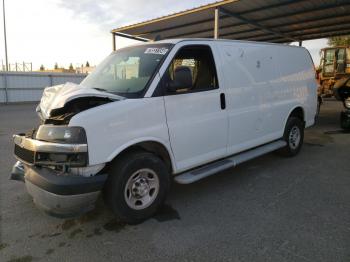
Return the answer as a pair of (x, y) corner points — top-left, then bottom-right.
(161, 45), (228, 172)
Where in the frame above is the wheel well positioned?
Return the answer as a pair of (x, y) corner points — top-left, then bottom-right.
(110, 141), (173, 173)
(289, 107), (304, 122)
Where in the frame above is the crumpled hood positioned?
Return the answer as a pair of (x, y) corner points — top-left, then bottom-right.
(37, 82), (123, 119)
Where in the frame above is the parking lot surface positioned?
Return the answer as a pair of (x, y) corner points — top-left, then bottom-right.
(0, 100), (349, 262)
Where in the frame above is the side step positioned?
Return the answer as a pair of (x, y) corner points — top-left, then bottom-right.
(174, 140), (286, 184)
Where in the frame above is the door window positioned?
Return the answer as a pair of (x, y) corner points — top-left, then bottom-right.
(162, 45), (218, 94)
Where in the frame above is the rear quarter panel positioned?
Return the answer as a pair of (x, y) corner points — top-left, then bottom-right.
(271, 46), (317, 128)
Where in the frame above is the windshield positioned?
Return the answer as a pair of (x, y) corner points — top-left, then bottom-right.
(80, 44), (172, 98)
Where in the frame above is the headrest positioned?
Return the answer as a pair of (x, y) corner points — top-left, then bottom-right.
(174, 66), (192, 89)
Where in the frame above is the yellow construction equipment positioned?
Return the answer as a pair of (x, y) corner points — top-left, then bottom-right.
(317, 46), (350, 97)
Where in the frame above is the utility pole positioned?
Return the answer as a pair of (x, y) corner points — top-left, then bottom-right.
(2, 0), (8, 71)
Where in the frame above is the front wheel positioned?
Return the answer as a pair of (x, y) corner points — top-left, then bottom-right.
(278, 117), (304, 157)
(104, 151), (170, 224)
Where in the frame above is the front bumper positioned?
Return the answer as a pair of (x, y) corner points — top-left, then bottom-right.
(11, 162), (108, 217)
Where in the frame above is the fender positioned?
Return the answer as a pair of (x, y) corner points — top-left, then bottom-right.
(106, 137), (177, 173)
(283, 105), (305, 129)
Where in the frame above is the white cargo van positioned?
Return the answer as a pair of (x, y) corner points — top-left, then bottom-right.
(11, 39), (317, 224)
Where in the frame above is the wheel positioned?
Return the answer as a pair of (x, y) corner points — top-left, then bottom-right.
(104, 151), (170, 224)
(278, 117), (304, 157)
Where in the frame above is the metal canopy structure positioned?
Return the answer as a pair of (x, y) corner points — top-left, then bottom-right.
(111, 0), (350, 50)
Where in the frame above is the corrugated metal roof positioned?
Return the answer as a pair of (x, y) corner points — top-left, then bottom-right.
(111, 0), (350, 43)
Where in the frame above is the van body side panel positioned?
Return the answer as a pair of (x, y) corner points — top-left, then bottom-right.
(216, 41), (317, 156)
(217, 42), (277, 155)
(68, 98), (173, 168)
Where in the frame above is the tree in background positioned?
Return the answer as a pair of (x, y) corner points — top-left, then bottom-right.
(54, 62), (58, 69)
(86, 61), (90, 67)
(69, 63), (74, 70)
(328, 35), (350, 46)
(39, 65), (45, 71)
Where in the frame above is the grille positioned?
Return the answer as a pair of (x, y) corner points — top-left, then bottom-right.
(14, 144), (35, 164)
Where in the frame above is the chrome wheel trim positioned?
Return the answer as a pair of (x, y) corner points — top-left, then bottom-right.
(289, 126), (301, 150)
(124, 168), (160, 210)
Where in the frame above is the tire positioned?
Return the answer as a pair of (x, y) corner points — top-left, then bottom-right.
(104, 151), (170, 224)
(278, 117), (304, 157)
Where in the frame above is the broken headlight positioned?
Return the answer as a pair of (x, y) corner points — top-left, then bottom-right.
(35, 125), (87, 144)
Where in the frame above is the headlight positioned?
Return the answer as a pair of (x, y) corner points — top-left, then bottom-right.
(35, 125), (87, 144)
(345, 99), (350, 109)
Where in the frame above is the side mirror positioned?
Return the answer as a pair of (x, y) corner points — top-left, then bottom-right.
(166, 66), (192, 92)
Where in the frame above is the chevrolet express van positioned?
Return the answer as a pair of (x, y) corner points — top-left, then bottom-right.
(11, 39), (317, 224)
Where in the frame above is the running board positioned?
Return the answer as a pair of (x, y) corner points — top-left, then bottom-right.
(174, 140), (286, 184)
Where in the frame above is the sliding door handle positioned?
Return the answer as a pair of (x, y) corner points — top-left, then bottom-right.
(220, 93), (226, 110)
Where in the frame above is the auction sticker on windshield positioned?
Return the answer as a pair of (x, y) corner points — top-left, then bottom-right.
(144, 47), (169, 55)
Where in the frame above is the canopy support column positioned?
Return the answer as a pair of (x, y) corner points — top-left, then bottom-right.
(112, 33), (116, 51)
(214, 7), (220, 39)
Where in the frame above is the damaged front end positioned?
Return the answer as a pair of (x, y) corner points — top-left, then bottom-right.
(36, 82), (123, 124)
(10, 82), (119, 217)
(40, 96), (113, 125)
(11, 130), (107, 217)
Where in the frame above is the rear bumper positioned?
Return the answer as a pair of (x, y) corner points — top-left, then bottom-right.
(11, 161), (108, 217)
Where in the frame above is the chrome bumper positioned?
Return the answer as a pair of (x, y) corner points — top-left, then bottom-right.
(13, 134), (87, 154)
(13, 134), (88, 167)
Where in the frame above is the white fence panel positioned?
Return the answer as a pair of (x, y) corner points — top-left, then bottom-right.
(0, 72), (87, 103)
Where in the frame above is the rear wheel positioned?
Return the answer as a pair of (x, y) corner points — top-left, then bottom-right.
(104, 151), (170, 224)
(279, 117), (304, 157)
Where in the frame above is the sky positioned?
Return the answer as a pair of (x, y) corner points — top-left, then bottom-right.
(0, 0), (328, 70)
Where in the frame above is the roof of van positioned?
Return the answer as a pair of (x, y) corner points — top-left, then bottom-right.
(128, 38), (305, 49)
(112, 0), (350, 43)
